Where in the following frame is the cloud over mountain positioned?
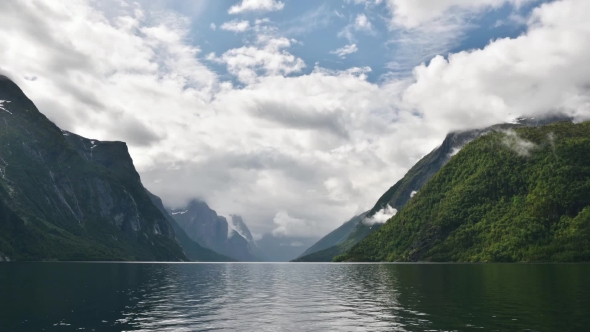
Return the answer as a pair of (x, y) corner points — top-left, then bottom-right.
(1, 0), (588, 239)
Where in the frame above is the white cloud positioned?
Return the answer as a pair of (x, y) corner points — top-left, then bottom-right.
(255, 18), (271, 25)
(401, 0), (590, 132)
(330, 44), (358, 58)
(354, 14), (373, 32)
(220, 20), (251, 33)
(210, 23), (216, 30)
(384, 0), (532, 28)
(338, 13), (375, 43)
(213, 37), (306, 84)
(363, 204), (397, 225)
(272, 211), (317, 237)
(228, 0), (285, 15)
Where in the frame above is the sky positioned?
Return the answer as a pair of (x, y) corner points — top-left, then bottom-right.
(1, 0), (589, 241)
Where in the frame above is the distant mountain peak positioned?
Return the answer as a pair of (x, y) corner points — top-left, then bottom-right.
(169, 202), (262, 261)
(229, 214), (255, 244)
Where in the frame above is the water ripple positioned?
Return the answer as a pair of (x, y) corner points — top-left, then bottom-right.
(1, 263), (590, 331)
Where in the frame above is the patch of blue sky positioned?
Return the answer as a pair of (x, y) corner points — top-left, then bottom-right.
(449, 0), (552, 54)
(156, 0), (553, 86)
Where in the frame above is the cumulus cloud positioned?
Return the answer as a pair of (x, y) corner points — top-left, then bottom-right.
(1, 0), (590, 240)
(229, 0), (285, 15)
(401, 0), (590, 132)
(220, 20), (251, 33)
(330, 44), (358, 59)
(364, 204), (397, 225)
(212, 37), (305, 84)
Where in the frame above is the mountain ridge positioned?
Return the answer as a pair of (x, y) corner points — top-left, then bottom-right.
(296, 115), (574, 262)
(146, 192), (234, 262)
(170, 200), (261, 261)
(0, 75), (185, 261)
(339, 121), (590, 262)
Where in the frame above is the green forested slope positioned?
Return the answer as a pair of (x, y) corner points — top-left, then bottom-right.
(297, 116), (572, 262)
(293, 212), (367, 261)
(339, 122), (590, 262)
(293, 220), (381, 262)
(366, 116), (570, 219)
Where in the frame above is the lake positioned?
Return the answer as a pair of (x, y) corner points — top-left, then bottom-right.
(0, 263), (589, 331)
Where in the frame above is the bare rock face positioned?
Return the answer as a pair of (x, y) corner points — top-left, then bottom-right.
(0, 75), (186, 261)
(170, 202), (261, 261)
(145, 191), (233, 262)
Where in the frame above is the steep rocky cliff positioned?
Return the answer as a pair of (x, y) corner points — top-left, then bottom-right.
(0, 75), (186, 261)
(146, 192), (233, 262)
(170, 200), (261, 261)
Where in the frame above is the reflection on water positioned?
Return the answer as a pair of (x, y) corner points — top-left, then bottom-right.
(0, 263), (589, 331)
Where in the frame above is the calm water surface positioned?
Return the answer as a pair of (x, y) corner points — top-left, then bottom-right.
(0, 263), (589, 331)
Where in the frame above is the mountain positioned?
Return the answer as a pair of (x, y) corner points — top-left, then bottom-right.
(339, 121), (590, 262)
(170, 201), (260, 261)
(0, 75), (186, 261)
(229, 214), (265, 259)
(146, 192), (234, 262)
(256, 234), (320, 262)
(296, 115), (574, 262)
(64, 129), (232, 262)
(229, 214), (255, 243)
(292, 212), (367, 261)
(366, 116), (572, 219)
(292, 214), (380, 262)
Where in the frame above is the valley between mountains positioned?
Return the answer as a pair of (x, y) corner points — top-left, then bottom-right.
(0, 74), (588, 263)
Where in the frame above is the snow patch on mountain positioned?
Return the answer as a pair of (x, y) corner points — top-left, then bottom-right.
(0, 100), (12, 114)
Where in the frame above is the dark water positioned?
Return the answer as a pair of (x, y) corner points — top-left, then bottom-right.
(0, 263), (589, 332)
